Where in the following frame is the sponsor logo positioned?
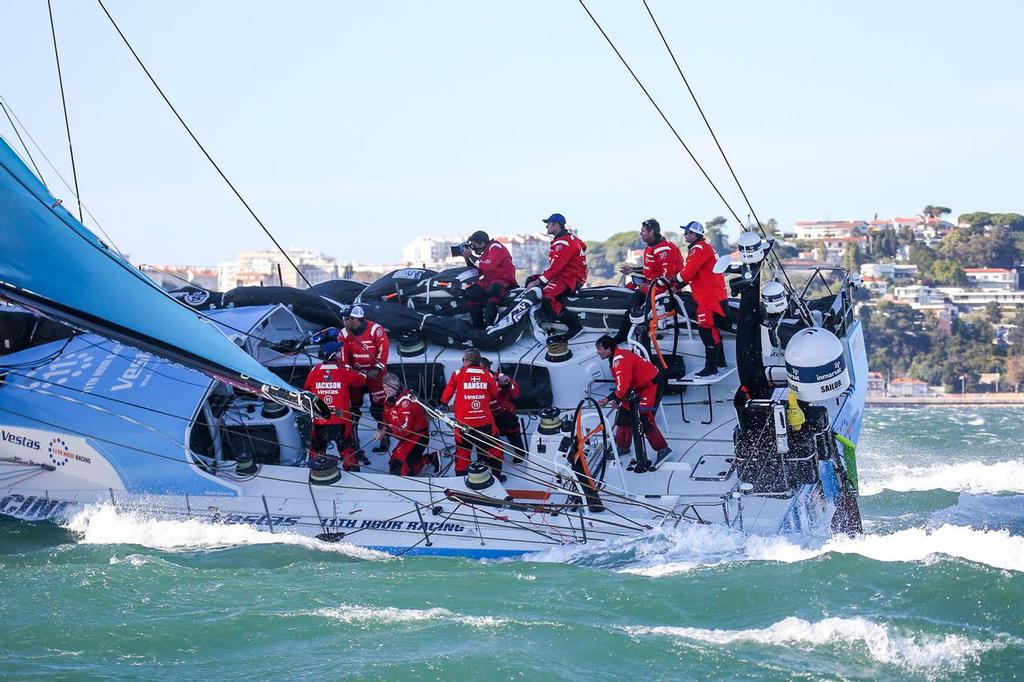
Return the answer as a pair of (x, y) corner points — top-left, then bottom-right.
(17, 351), (95, 390)
(111, 350), (154, 392)
(47, 437), (92, 465)
(183, 290), (210, 306)
(1, 430), (40, 450)
(0, 494), (71, 520)
(470, 400), (481, 410)
(392, 269), (426, 281)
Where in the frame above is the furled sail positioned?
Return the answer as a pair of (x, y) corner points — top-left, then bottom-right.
(0, 137), (328, 418)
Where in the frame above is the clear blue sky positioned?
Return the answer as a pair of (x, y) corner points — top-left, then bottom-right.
(2, 1), (1021, 266)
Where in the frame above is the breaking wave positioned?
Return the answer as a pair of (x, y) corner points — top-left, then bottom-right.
(530, 522), (1024, 575)
(65, 504), (389, 560)
(621, 616), (1012, 672)
(860, 459), (1024, 496)
(310, 604), (511, 628)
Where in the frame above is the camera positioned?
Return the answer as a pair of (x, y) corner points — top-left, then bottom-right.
(449, 242), (471, 258)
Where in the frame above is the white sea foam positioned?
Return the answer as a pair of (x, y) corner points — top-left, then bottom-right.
(66, 504), (388, 560)
(536, 521), (1024, 577)
(621, 616), (1006, 672)
(860, 459), (1024, 496)
(312, 604), (509, 628)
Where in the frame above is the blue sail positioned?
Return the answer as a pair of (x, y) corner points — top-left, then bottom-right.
(0, 137), (324, 417)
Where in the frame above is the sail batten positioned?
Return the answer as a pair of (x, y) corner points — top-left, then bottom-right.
(0, 137), (321, 417)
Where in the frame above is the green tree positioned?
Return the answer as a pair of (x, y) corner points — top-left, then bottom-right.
(841, 243), (864, 271)
(923, 205), (952, 219)
(941, 225), (1016, 268)
(704, 216), (728, 253)
(928, 259), (966, 285)
(983, 300), (1003, 326)
(908, 242), (937, 277)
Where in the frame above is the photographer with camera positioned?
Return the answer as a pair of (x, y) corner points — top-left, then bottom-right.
(462, 230), (518, 329)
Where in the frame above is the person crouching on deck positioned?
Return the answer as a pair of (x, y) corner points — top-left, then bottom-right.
(375, 373), (435, 477)
(595, 335), (671, 470)
(440, 348), (505, 481)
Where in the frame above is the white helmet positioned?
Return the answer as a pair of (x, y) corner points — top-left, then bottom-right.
(737, 231), (765, 264)
(761, 281), (788, 315)
(784, 327), (850, 402)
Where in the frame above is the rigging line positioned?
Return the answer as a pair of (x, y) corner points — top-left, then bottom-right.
(641, 0), (764, 234)
(46, 0), (83, 224)
(95, 1), (344, 329)
(639, 2), (811, 311)
(576, 0), (746, 229)
(0, 96), (125, 257)
(0, 147), (322, 358)
(0, 101), (43, 180)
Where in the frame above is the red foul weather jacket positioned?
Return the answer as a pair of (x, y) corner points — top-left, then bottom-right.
(679, 239), (726, 307)
(383, 389), (429, 440)
(477, 240), (518, 289)
(539, 230), (588, 291)
(609, 348), (660, 402)
(304, 362), (353, 426)
(441, 365), (499, 427)
(488, 371), (520, 414)
(338, 321), (390, 371)
(628, 236), (684, 293)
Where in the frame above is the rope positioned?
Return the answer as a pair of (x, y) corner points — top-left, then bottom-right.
(577, 0), (746, 228)
(47, 0), (83, 224)
(95, 0), (346, 330)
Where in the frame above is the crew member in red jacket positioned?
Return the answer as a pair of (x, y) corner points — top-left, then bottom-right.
(595, 335), (671, 472)
(337, 305), (390, 454)
(303, 360), (360, 472)
(465, 230), (518, 329)
(616, 218), (684, 341)
(525, 213), (587, 338)
(479, 357), (526, 463)
(620, 218), (684, 297)
(375, 373), (434, 477)
(440, 348), (503, 478)
(677, 221), (728, 376)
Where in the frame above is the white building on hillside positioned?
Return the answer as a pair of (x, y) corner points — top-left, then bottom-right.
(218, 248), (339, 290)
(142, 265), (218, 292)
(963, 268), (1019, 290)
(792, 220), (867, 241)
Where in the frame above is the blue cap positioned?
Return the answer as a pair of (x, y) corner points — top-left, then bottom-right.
(542, 213), (566, 226)
(682, 221), (705, 236)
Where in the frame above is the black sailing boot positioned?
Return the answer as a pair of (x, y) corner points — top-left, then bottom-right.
(696, 344), (719, 377)
(560, 309), (584, 339)
(715, 341), (727, 368)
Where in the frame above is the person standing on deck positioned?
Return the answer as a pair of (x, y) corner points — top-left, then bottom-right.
(676, 221), (728, 377)
(615, 218), (684, 342)
(479, 357), (526, 464)
(304, 360), (360, 472)
(595, 335), (671, 471)
(337, 305), (390, 457)
(440, 348), (504, 480)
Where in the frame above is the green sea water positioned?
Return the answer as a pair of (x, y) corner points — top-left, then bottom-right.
(2, 407), (1023, 680)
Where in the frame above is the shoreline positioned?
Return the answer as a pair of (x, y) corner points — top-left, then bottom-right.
(867, 394), (1024, 407)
